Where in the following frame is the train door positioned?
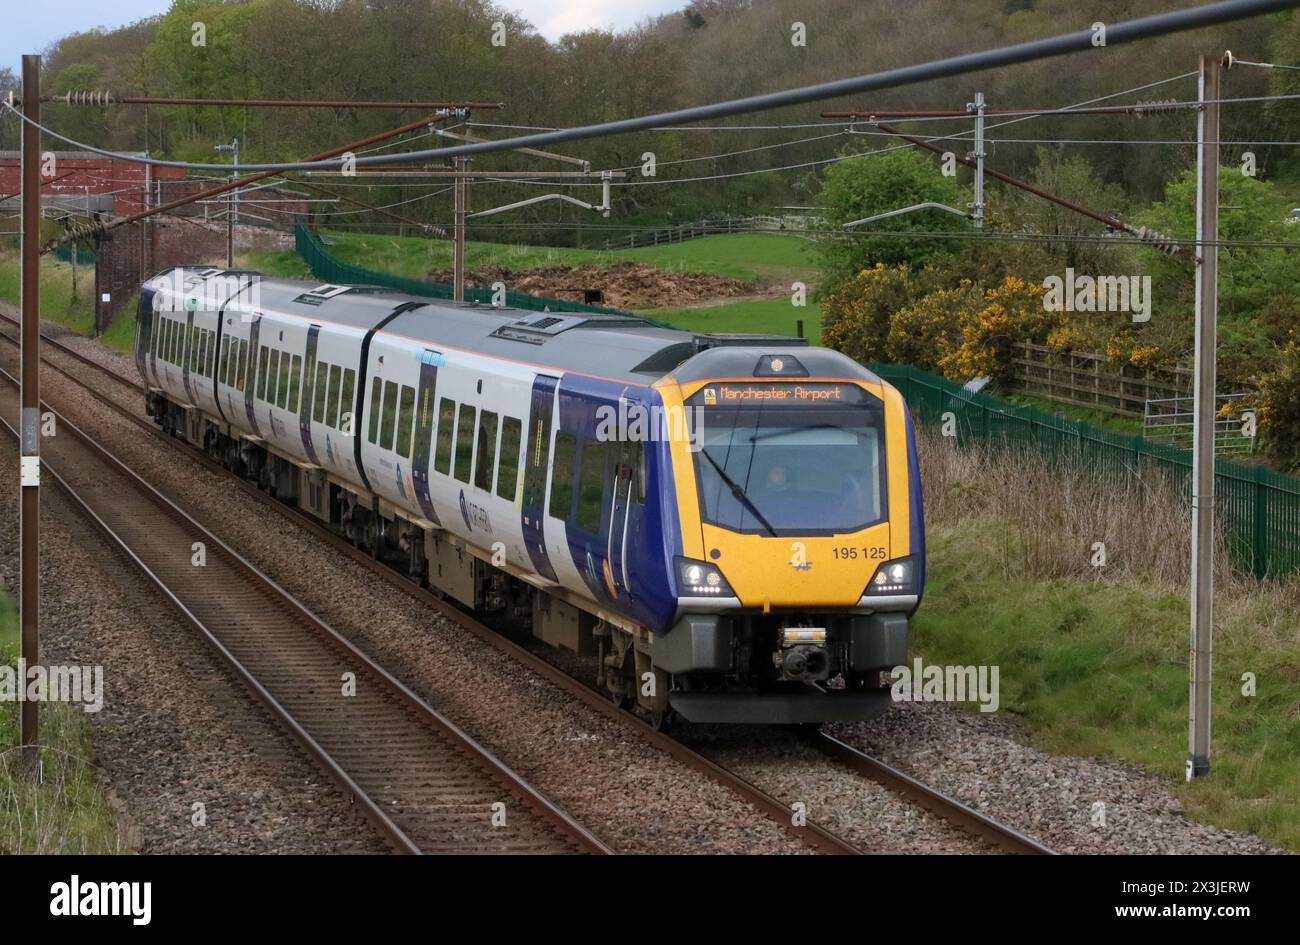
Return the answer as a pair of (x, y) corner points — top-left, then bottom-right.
(521, 374), (560, 583)
(299, 324), (322, 464)
(243, 315), (262, 436)
(410, 348), (443, 525)
(135, 291), (157, 385)
(605, 423), (640, 603)
(181, 309), (197, 405)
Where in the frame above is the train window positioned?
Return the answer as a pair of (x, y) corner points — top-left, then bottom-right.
(219, 336), (230, 384)
(197, 332), (207, 376)
(367, 377), (382, 443)
(396, 385), (415, 458)
(160, 320), (169, 361)
(227, 339), (237, 387)
(549, 432), (577, 520)
(165, 320), (173, 363)
(576, 440), (608, 532)
(313, 364), (329, 423)
(151, 313), (160, 356)
(454, 404), (475, 483)
(237, 340), (249, 392)
(171, 321), (180, 364)
(277, 351), (291, 408)
(380, 380), (399, 450)
(327, 365), (343, 429)
(339, 369), (356, 435)
(289, 355), (303, 412)
(257, 347), (271, 401)
(474, 410), (498, 492)
(496, 417), (522, 501)
(187, 328), (197, 372)
(434, 397), (455, 475)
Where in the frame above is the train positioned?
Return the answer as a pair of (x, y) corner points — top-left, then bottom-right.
(133, 266), (924, 725)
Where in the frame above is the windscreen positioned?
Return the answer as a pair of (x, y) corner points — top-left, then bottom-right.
(687, 382), (886, 536)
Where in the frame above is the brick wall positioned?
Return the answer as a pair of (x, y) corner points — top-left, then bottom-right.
(93, 216), (293, 331)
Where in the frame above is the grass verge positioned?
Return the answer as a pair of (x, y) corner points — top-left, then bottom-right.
(0, 596), (126, 854)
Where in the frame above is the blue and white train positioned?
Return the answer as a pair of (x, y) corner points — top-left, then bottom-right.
(135, 267), (924, 724)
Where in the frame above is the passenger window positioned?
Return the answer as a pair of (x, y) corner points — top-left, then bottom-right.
(434, 397), (455, 475)
(454, 404), (475, 483)
(549, 431), (577, 520)
(396, 385), (415, 458)
(339, 369), (356, 435)
(576, 440), (608, 532)
(289, 354), (302, 411)
(474, 410), (498, 492)
(257, 347), (271, 400)
(219, 336), (230, 383)
(380, 380), (399, 450)
(161, 320), (170, 361)
(367, 377), (382, 443)
(277, 351), (291, 408)
(151, 313), (161, 355)
(237, 339), (248, 391)
(326, 365), (342, 429)
(313, 363), (329, 422)
(496, 417), (522, 501)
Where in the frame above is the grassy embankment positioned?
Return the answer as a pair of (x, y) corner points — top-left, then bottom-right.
(913, 432), (1300, 850)
(0, 251), (138, 354)
(0, 595), (125, 853)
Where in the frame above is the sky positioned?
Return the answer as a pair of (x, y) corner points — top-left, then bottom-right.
(2, 0), (684, 75)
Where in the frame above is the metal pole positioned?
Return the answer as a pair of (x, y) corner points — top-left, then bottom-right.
(453, 156), (467, 302)
(1189, 54), (1220, 781)
(232, 138), (239, 264)
(970, 92), (986, 228)
(19, 54), (41, 772)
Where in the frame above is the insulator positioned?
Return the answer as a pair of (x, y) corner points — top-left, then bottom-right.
(61, 90), (117, 107)
(1130, 98), (1183, 118)
(1131, 225), (1183, 257)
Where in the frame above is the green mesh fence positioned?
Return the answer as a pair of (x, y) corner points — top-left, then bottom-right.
(868, 362), (1300, 579)
(295, 220), (632, 316)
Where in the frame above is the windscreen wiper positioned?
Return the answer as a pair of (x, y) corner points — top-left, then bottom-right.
(699, 448), (778, 537)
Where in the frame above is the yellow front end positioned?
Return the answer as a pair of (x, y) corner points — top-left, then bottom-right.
(660, 376), (914, 611)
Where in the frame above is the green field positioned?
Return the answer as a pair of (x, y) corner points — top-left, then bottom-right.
(916, 524), (1300, 851)
(310, 230), (820, 285)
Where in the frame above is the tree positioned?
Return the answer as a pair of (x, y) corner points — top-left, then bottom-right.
(815, 148), (970, 291)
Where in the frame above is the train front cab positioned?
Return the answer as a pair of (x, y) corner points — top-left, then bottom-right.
(651, 348), (923, 724)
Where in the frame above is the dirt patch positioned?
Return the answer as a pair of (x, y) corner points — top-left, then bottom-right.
(425, 262), (756, 309)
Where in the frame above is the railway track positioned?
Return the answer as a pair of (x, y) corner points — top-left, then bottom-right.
(0, 356), (608, 855)
(0, 316), (1055, 855)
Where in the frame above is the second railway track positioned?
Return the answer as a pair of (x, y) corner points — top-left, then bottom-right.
(0, 315), (1055, 855)
(0, 360), (608, 855)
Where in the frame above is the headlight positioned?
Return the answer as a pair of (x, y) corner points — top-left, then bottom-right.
(865, 556), (917, 594)
(675, 556), (734, 596)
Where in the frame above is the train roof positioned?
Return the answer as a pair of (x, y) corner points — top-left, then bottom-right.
(144, 267), (883, 387)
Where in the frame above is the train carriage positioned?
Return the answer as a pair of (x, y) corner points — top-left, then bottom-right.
(135, 266), (924, 725)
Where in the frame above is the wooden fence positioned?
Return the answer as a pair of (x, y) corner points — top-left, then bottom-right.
(1010, 341), (1193, 417)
